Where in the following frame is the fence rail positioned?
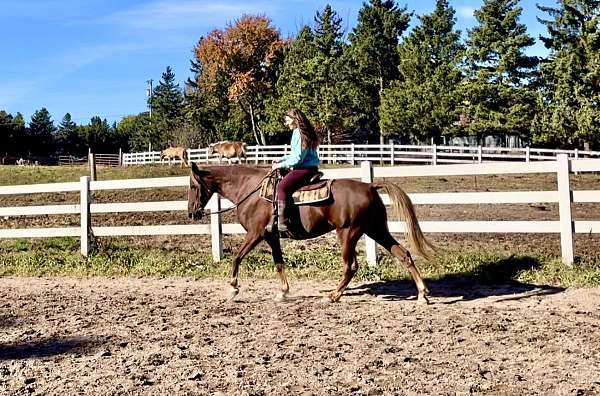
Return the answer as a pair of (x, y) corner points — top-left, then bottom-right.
(1, 155), (599, 264)
(59, 152), (121, 167)
(123, 144), (600, 166)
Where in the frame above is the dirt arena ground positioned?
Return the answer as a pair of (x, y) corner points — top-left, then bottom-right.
(1, 277), (599, 395)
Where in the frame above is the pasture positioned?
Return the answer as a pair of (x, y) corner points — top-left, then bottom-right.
(1, 164), (600, 394)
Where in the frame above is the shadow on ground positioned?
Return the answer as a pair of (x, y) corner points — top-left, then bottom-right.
(348, 255), (565, 302)
(0, 336), (102, 361)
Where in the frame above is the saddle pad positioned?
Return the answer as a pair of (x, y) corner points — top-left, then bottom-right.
(260, 177), (333, 205)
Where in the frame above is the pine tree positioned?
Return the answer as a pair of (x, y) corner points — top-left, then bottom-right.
(347, 0), (412, 143)
(380, 0), (464, 143)
(149, 66), (184, 145)
(263, 26), (319, 138)
(313, 5), (348, 143)
(28, 108), (56, 156)
(56, 113), (80, 155)
(462, 0), (539, 140)
(265, 5), (352, 143)
(533, 0), (600, 148)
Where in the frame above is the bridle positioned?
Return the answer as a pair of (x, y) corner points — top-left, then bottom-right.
(192, 169), (278, 216)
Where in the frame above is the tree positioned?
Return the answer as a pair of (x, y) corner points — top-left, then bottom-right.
(194, 15), (285, 145)
(533, 0), (600, 148)
(27, 108), (56, 156)
(119, 114), (155, 152)
(312, 5), (349, 143)
(380, 0), (464, 143)
(462, 0), (539, 140)
(347, 0), (412, 143)
(263, 26), (318, 139)
(80, 116), (113, 152)
(0, 111), (26, 155)
(182, 57), (222, 147)
(149, 66), (184, 122)
(56, 113), (81, 155)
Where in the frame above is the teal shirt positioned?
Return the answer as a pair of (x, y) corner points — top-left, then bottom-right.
(278, 128), (320, 169)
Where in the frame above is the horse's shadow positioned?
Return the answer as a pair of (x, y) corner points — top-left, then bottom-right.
(0, 336), (102, 361)
(347, 255), (565, 303)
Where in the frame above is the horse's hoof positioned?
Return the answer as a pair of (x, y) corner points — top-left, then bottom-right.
(228, 287), (240, 301)
(273, 292), (288, 302)
(328, 292), (341, 303)
(417, 295), (431, 305)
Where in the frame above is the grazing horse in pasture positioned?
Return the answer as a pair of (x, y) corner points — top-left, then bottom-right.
(207, 141), (247, 164)
(160, 147), (189, 168)
(188, 163), (434, 303)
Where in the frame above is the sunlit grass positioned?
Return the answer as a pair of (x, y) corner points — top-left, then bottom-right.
(0, 238), (598, 287)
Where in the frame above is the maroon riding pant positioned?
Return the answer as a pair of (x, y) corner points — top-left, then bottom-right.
(276, 167), (318, 201)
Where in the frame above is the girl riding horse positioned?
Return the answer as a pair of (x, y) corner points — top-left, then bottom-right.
(269, 108), (320, 232)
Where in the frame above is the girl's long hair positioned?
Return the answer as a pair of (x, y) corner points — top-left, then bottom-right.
(287, 108), (319, 150)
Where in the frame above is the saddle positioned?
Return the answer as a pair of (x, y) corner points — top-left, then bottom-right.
(260, 171), (333, 205)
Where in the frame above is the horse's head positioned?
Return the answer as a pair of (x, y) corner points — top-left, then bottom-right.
(188, 162), (212, 220)
(207, 144), (217, 156)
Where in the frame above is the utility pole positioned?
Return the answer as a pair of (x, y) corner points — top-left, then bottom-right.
(146, 79), (153, 117)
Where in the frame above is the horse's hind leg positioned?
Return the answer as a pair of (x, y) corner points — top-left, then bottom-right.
(366, 227), (429, 304)
(265, 234), (289, 301)
(229, 232), (262, 300)
(330, 228), (362, 302)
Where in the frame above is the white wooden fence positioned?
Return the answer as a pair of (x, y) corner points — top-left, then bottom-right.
(123, 144), (600, 166)
(1, 154), (599, 265)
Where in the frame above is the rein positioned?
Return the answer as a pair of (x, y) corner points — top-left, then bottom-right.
(201, 169), (277, 215)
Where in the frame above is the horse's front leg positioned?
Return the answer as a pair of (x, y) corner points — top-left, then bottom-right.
(330, 228), (362, 302)
(265, 234), (289, 302)
(229, 232), (263, 300)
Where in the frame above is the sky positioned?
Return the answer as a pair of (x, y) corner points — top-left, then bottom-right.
(0, 0), (557, 126)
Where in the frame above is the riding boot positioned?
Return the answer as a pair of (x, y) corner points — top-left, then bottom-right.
(277, 200), (290, 233)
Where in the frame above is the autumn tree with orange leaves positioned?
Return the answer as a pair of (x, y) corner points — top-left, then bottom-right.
(194, 15), (284, 145)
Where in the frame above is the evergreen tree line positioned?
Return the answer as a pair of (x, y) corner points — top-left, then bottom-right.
(1, 0), (598, 160)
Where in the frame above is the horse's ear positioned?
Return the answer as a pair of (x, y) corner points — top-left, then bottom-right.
(191, 162), (209, 179)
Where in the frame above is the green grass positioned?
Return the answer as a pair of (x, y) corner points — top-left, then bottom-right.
(0, 164), (192, 186)
(1, 165), (599, 287)
(1, 238), (598, 287)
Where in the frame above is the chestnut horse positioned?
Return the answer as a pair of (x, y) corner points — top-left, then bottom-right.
(188, 163), (434, 303)
(160, 147), (189, 168)
(207, 141), (246, 164)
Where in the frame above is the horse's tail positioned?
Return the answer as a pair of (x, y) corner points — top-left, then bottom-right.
(376, 182), (436, 260)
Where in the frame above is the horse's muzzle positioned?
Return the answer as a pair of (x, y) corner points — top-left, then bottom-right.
(189, 211), (203, 221)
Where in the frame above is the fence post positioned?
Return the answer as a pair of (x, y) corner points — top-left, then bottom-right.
(361, 161), (377, 265)
(350, 143), (355, 166)
(390, 142), (395, 166)
(209, 194), (223, 262)
(89, 153), (96, 181)
(556, 154), (574, 265)
(255, 146), (259, 165)
(478, 145), (483, 163)
(80, 176), (91, 257)
(118, 148), (123, 166)
(574, 149), (579, 175)
(432, 144), (437, 166)
(526, 146), (530, 162)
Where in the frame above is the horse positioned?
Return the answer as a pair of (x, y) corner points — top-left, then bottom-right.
(188, 163), (435, 303)
(207, 141), (247, 164)
(160, 147), (189, 168)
